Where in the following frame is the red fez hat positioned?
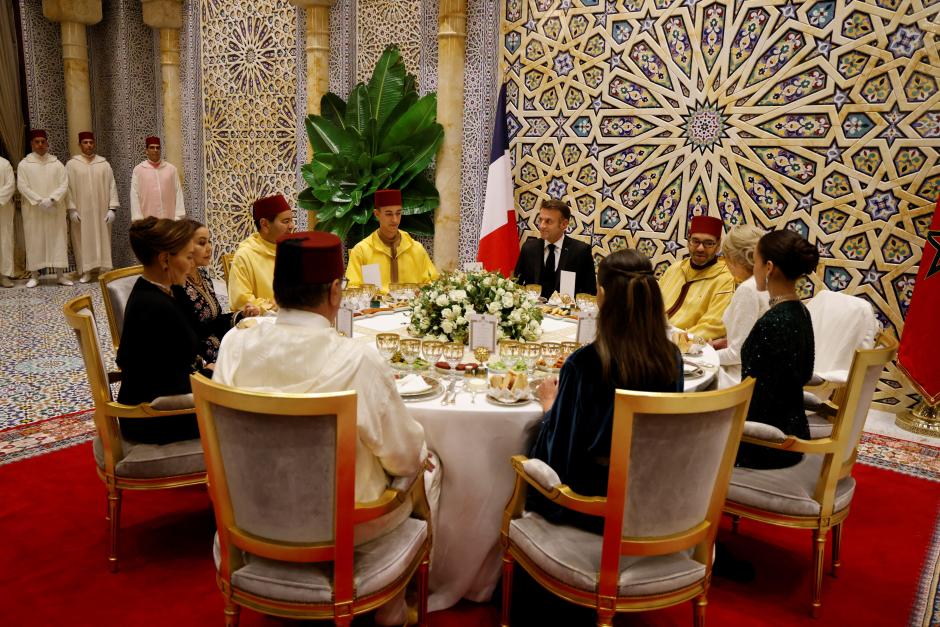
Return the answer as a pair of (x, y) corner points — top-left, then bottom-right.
(29, 129), (47, 141)
(374, 189), (402, 208)
(274, 231), (345, 287)
(145, 136), (161, 147)
(78, 131), (95, 142)
(253, 194), (291, 223)
(689, 215), (724, 240)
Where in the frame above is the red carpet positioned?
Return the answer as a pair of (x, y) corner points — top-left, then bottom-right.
(1, 442), (936, 627)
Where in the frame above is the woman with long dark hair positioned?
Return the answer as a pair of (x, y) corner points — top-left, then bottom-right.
(736, 229), (820, 469)
(117, 217), (202, 444)
(527, 249), (683, 532)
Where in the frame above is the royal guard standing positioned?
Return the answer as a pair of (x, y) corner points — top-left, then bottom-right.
(130, 136), (185, 220)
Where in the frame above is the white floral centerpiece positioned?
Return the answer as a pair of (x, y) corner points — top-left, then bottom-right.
(406, 270), (543, 344)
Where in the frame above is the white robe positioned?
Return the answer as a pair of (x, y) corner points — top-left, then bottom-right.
(213, 309), (430, 543)
(66, 155), (119, 272)
(16, 152), (69, 271)
(130, 159), (185, 220)
(716, 276), (770, 388)
(0, 157), (14, 277)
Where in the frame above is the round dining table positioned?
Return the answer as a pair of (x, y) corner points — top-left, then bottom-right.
(353, 310), (719, 611)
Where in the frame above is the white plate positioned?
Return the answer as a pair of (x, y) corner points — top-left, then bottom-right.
(485, 394), (533, 406)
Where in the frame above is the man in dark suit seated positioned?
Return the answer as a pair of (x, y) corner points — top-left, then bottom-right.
(513, 198), (596, 298)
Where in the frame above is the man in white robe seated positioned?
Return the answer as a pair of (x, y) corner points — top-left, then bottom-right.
(213, 230), (439, 625)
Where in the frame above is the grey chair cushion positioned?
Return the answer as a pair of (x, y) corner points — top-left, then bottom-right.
(106, 275), (139, 339)
(150, 393), (195, 410)
(728, 455), (855, 517)
(807, 413), (833, 439)
(93, 435), (205, 479)
(743, 421), (787, 442)
(508, 512), (706, 597)
(213, 518), (428, 604)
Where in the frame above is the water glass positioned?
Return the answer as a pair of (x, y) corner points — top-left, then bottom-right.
(442, 342), (464, 380)
(521, 343), (542, 375)
(375, 333), (400, 362)
(560, 341), (581, 359)
(540, 342), (561, 369)
(422, 340), (444, 365)
(502, 341), (522, 369)
(576, 293), (596, 312)
(400, 338), (421, 369)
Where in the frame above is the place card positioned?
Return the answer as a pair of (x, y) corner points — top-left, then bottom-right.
(560, 270), (576, 298)
(361, 264), (382, 289)
(468, 313), (498, 352)
(463, 261), (483, 272)
(336, 306), (354, 338)
(576, 311), (597, 344)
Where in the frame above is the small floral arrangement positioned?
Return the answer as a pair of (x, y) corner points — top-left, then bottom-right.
(406, 270), (544, 344)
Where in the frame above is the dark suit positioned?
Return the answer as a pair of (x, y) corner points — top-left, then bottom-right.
(514, 235), (596, 298)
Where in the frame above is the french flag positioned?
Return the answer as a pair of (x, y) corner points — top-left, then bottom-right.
(477, 83), (519, 277)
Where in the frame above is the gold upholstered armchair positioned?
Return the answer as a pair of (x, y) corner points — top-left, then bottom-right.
(190, 374), (431, 627)
(98, 265), (144, 353)
(723, 332), (898, 617)
(63, 295), (206, 572)
(500, 379), (755, 627)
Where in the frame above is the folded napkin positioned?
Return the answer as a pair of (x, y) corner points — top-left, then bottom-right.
(396, 374), (432, 394)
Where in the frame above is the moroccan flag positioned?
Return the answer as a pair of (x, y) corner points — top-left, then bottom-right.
(477, 83), (519, 277)
(897, 197), (940, 403)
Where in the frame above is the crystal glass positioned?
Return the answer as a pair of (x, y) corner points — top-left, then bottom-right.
(502, 341), (522, 370)
(375, 333), (400, 362)
(422, 340), (444, 365)
(441, 342), (464, 381)
(575, 293), (596, 312)
(399, 338), (421, 369)
(560, 341), (581, 359)
(540, 342), (561, 370)
(524, 284), (542, 300)
(521, 343), (542, 375)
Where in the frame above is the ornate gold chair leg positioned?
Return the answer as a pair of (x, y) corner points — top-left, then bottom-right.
(831, 523), (842, 577)
(223, 598), (240, 627)
(810, 528), (827, 618)
(500, 552), (515, 627)
(693, 594), (707, 627)
(730, 514), (740, 533)
(107, 488), (122, 573)
(417, 555), (429, 627)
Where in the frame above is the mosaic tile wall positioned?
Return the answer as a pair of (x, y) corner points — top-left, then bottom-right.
(19, 0), (162, 270)
(199, 0), (299, 271)
(502, 0), (939, 410)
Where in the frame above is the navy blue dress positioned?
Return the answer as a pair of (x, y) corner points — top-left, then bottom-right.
(527, 343), (683, 533)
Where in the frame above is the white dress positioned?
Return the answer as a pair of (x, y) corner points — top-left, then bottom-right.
(16, 152), (69, 271)
(716, 276), (770, 388)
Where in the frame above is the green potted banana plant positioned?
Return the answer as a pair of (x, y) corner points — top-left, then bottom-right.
(299, 45), (444, 245)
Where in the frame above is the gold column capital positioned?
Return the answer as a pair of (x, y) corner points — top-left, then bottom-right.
(141, 0), (183, 30)
(289, 0), (337, 8)
(42, 0), (102, 25)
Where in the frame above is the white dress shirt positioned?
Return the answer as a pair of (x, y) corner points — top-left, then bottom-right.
(542, 234), (564, 271)
(716, 275), (770, 388)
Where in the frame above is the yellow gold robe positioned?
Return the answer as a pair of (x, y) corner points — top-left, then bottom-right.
(228, 232), (276, 313)
(346, 229), (439, 291)
(658, 258), (736, 340)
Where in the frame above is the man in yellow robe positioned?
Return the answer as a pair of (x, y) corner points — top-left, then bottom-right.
(658, 215), (735, 340)
(228, 193), (294, 313)
(346, 189), (438, 291)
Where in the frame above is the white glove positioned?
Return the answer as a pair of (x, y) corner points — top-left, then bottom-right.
(105, 209), (116, 225)
(39, 198), (53, 210)
(68, 210), (81, 223)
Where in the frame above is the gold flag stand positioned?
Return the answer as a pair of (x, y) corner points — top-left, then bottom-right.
(895, 400), (940, 439)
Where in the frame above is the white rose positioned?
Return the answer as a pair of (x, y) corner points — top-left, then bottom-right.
(429, 291), (438, 300)
(496, 288), (505, 296)
(441, 320), (454, 334)
(487, 301), (501, 314)
(456, 316), (467, 326)
(438, 333), (449, 342)
(449, 289), (466, 302)
(483, 277), (492, 286)
(436, 294), (450, 307)
(509, 310), (522, 323)
(501, 294), (514, 308)
(452, 304), (462, 315)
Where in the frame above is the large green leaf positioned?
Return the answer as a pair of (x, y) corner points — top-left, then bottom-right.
(377, 91), (418, 140)
(345, 84), (372, 136)
(320, 93), (348, 131)
(368, 46), (406, 130)
(381, 94), (439, 152)
(393, 125), (444, 187)
(400, 175), (439, 215)
(305, 115), (357, 155)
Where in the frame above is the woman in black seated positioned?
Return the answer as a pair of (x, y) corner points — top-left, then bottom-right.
(528, 249), (683, 533)
(181, 220), (259, 362)
(736, 229), (819, 469)
(117, 217), (202, 444)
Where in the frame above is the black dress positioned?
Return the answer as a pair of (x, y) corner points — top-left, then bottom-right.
(527, 343), (683, 533)
(736, 300), (814, 469)
(116, 277), (201, 444)
(179, 267), (236, 363)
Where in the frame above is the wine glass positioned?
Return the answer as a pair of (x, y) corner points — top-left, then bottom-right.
(540, 342), (561, 371)
(524, 284), (542, 302)
(422, 340), (444, 368)
(400, 338), (421, 370)
(442, 342), (464, 380)
(575, 293), (596, 313)
(375, 333), (400, 364)
(521, 343), (542, 376)
(560, 341), (581, 361)
(502, 341), (522, 371)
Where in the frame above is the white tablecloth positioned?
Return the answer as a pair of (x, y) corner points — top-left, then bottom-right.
(353, 311), (719, 610)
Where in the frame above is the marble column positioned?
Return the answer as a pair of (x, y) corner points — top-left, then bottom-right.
(141, 0), (184, 183)
(42, 0), (102, 158)
(290, 0), (335, 116)
(433, 0), (467, 272)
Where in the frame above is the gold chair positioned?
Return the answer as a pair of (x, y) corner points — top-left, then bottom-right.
(500, 379), (755, 627)
(190, 374), (431, 627)
(723, 333), (898, 617)
(221, 252), (234, 285)
(98, 265), (144, 353)
(64, 295), (206, 572)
